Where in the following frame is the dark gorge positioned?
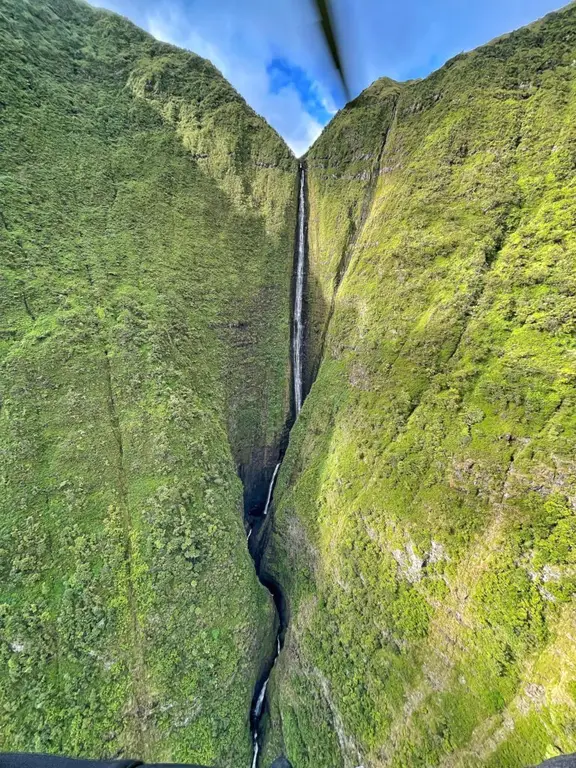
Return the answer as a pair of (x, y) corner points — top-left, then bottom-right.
(246, 163), (308, 768)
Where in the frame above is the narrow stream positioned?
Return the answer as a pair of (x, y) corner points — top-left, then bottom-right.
(247, 163), (307, 768)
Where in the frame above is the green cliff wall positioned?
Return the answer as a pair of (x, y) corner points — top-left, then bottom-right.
(265, 5), (576, 767)
(0, 0), (296, 764)
(3, 2), (576, 767)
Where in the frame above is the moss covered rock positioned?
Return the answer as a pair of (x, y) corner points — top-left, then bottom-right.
(0, 0), (296, 763)
(265, 5), (576, 767)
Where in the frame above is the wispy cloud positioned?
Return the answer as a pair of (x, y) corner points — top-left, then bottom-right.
(137, 0), (342, 155)
(95, 0), (565, 153)
(330, 0), (565, 88)
(267, 57), (337, 125)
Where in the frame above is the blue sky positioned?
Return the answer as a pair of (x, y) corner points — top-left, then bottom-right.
(94, 0), (566, 155)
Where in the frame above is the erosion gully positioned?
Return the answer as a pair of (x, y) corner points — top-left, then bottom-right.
(245, 162), (307, 768)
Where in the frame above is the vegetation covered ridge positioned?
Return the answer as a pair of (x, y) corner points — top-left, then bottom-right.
(264, 3), (576, 767)
(0, 0), (297, 765)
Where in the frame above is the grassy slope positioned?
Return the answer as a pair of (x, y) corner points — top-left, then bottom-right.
(265, 5), (576, 767)
(0, 0), (296, 764)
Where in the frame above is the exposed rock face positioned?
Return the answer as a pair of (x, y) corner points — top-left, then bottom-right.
(270, 758), (294, 768)
(264, 5), (576, 767)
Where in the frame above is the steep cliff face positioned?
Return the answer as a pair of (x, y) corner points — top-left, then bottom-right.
(4, 1), (576, 767)
(265, 5), (576, 767)
(0, 0), (296, 764)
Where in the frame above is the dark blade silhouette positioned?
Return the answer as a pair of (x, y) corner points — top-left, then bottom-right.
(314, 0), (351, 99)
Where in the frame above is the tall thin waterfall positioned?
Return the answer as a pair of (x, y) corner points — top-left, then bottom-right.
(249, 163), (307, 768)
(293, 164), (306, 415)
(263, 463), (281, 517)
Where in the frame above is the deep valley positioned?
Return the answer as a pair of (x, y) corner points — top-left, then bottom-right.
(1, 1), (576, 767)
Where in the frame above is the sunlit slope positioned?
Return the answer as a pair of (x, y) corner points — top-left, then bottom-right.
(266, 5), (576, 767)
(0, 0), (296, 764)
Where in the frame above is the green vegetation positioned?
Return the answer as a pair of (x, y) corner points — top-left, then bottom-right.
(0, 0), (296, 764)
(3, 2), (576, 767)
(265, 4), (576, 767)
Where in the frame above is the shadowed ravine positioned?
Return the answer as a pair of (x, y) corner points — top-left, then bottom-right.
(245, 163), (307, 768)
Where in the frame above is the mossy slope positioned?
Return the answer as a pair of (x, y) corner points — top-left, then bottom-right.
(266, 5), (576, 767)
(0, 0), (296, 764)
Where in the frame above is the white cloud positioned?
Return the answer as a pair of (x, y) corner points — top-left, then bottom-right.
(140, 0), (340, 155)
(96, 0), (566, 151)
(292, 115), (325, 157)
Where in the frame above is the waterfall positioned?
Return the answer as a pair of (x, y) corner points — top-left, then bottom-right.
(263, 463), (281, 517)
(293, 164), (306, 416)
(248, 466), (283, 768)
(249, 163), (308, 768)
(254, 679), (269, 721)
(251, 679), (269, 768)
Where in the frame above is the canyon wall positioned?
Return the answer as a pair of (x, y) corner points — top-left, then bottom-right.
(265, 6), (576, 767)
(0, 0), (296, 764)
(3, 2), (576, 767)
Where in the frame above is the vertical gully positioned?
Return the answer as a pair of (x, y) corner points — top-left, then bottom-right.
(293, 163), (307, 417)
(247, 162), (307, 768)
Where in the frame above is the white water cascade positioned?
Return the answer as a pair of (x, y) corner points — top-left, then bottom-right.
(249, 463), (282, 768)
(263, 463), (281, 517)
(249, 164), (308, 768)
(293, 164), (306, 416)
(251, 678), (269, 768)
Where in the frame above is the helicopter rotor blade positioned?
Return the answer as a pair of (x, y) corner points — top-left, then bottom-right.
(313, 0), (351, 99)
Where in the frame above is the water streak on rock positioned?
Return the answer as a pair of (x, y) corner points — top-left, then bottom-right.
(293, 164), (307, 416)
(248, 164), (308, 768)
